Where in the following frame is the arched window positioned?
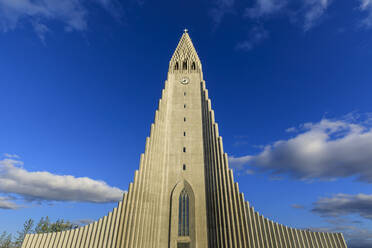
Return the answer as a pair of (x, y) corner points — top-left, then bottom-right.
(191, 62), (196, 70)
(174, 62), (179, 70)
(183, 61), (187, 70)
(178, 189), (189, 236)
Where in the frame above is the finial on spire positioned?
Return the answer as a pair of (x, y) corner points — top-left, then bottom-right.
(169, 29), (202, 74)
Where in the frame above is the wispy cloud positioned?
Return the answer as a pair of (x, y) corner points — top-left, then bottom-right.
(73, 219), (94, 225)
(32, 21), (50, 43)
(244, 0), (332, 31)
(359, 0), (372, 28)
(312, 193), (372, 220)
(229, 113), (372, 183)
(0, 196), (20, 209)
(0, 0), (125, 40)
(348, 237), (372, 248)
(0, 0), (87, 32)
(0, 157), (124, 203)
(215, 0), (372, 35)
(291, 203), (305, 209)
(4, 153), (20, 159)
(209, 0), (235, 26)
(235, 0), (333, 51)
(310, 224), (372, 248)
(229, 155), (253, 170)
(302, 0), (332, 31)
(236, 26), (269, 51)
(244, 0), (286, 19)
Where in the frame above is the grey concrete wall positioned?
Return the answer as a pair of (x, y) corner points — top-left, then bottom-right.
(21, 31), (347, 248)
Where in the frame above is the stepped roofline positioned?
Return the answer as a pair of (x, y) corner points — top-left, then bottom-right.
(20, 31), (348, 248)
(169, 29), (202, 74)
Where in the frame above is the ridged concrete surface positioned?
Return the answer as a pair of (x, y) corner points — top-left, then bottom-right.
(21, 31), (347, 248)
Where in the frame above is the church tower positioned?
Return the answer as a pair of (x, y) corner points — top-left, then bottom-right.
(21, 30), (347, 248)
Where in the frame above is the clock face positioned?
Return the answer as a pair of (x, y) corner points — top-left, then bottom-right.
(180, 77), (190, 85)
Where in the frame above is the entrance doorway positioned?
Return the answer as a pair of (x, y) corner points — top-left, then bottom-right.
(177, 242), (190, 248)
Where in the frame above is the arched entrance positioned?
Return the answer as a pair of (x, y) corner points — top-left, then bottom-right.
(169, 180), (195, 248)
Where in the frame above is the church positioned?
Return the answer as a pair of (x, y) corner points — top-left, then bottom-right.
(21, 31), (347, 248)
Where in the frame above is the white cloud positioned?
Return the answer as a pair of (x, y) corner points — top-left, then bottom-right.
(229, 114), (372, 183)
(310, 194), (372, 247)
(0, 0), (87, 32)
(74, 219), (94, 225)
(0, 196), (20, 209)
(236, 0), (333, 51)
(245, 0), (286, 18)
(359, 0), (372, 28)
(0, 158), (124, 203)
(32, 20), (50, 43)
(245, 169), (255, 175)
(229, 155), (252, 170)
(4, 153), (20, 159)
(0, 0), (123, 39)
(291, 203), (305, 209)
(302, 0), (332, 31)
(348, 238), (372, 248)
(236, 26), (269, 51)
(285, 127), (297, 133)
(209, 0), (235, 26)
(312, 193), (372, 220)
(310, 224), (372, 248)
(242, 0), (332, 31)
(360, 0), (372, 10)
(237, 0), (372, 34)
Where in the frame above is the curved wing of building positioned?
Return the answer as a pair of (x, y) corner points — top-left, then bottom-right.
(22, 31), (347, 248)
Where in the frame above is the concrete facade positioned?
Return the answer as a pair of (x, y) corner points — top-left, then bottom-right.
(21, 31), (347, 248)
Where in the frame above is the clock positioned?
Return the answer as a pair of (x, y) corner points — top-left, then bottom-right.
(180, 77), (190, 85)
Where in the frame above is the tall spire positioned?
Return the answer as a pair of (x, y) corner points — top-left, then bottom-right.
(20, 31), (348, 248)
(169, 30), (202, 74)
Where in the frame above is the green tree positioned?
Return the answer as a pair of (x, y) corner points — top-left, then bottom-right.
(9, 217), (79, 248)
(49, 219), (78, 232)
(34, 217), (78, 233)
(14, 219), (34, 247)
(34, 216), (50, 234)
(0, 231), (12, 248)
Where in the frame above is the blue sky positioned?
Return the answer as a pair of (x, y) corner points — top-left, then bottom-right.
(1, 0), (372, 246)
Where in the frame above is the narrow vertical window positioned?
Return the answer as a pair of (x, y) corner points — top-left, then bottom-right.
(191, 62), (196, 70)
(184, 117), (186, 122)
(184, 132), (186, 136)
(183, 61), (187, 70)
(178, 193), (182, 235)
(184, 92), (186, 96)
(183, 147), (186, 152)
(183, 164), (186, 170)
(178, 189), (189, 236)
(174, 62), (179, 70)
(184, 104), (186, 108)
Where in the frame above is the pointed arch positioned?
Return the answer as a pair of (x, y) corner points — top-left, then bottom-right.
(191, 62), (196, 70)
(170, 180), (195, 248)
